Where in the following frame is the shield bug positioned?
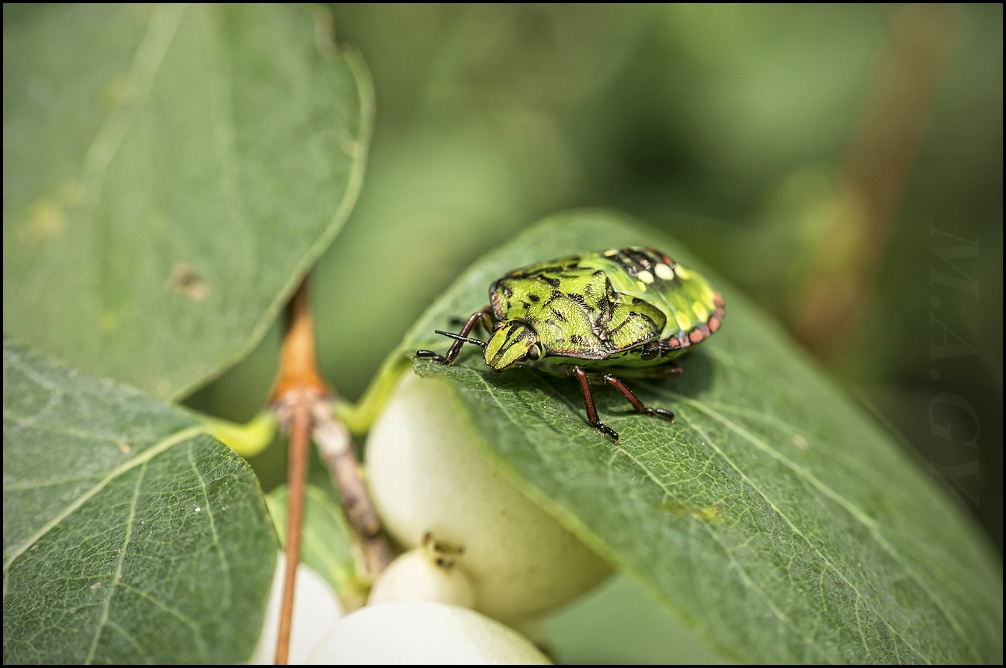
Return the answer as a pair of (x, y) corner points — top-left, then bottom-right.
(416, 247), (725, 441)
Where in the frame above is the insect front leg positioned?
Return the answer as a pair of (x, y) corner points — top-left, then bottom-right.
(602, 373), (675, 423)
(447, 309), (495, 332)
(416, 307), (493, 366)
(571, 365), (620, 441)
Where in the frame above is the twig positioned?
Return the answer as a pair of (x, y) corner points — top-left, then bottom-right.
(269, 279), (329, 665)
(271, 399), (311, 665)
(311, 401), (392, 577)
(268, 276), (392, 663)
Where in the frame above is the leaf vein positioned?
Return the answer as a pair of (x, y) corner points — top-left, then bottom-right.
(678, 401), (936, 661)
(188, 442), (232, 608)
(118, 581), (210, 662)
(2, 426), (205, 573)
(85, 459), (147, 664)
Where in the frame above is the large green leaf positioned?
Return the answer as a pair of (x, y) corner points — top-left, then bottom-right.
(2, 4), (372, 399)
(2, 339), (278, 664)
(402, 210), (1002, 663)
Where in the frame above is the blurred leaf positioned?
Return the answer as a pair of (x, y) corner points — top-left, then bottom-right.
(541, 574), (728, 664)
(2, 338), (277, 664)
(267, 484), (368, 610)
(403, 210), (1002, 663)
(2, 4), (372, 400)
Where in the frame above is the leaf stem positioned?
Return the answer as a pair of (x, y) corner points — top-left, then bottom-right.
(270, 278), (328, 665)
(333, 350), (412, 435)
(273, 400), (310, 666)
(190, 410), (277, 457)
(271, 278), (330, 403)
(268, 276), (391, 663)
(311, 402), (392, 577)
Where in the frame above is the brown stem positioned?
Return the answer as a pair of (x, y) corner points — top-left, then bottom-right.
(270, 278), (329, 665)
(271, 279), (330, 403)
(273, 401), (310, 666)
(311, 402), (392, 578)
(268, 276), (391, 662)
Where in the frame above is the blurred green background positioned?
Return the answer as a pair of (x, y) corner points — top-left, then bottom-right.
(186, 4), (1002, 561)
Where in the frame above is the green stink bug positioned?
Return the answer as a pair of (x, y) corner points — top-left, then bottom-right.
(417, 247), (725, 441)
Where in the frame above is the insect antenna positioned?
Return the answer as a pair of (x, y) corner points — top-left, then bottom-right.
(435, 330), (487, 348)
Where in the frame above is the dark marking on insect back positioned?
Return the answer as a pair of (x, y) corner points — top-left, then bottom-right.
(636, 312), (658, 330)
(568, 292), (589, 310)
(508, 264), (559, 279)
(645, 339), (666, 356)
(604, 296), (616, 320)
(528, 294), (540, 303)
(584, 271), (605, 299)
(608, 319), (629, 336)
(543, 290), (564, 308)
(627, 249), (655, 270)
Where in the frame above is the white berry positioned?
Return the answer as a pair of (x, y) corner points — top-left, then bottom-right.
(365, 373), (611, 622)
(306, 601), (551, 664)
(248, 555), (343, 664)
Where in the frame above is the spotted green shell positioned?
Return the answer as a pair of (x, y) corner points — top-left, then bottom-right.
(487, 247), (724, 371)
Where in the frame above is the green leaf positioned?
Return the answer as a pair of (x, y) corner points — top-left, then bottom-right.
(266, 484), (369, 610)
(402, 210), (1003, 663)
(2, 339), (278, 664)
(2, 4), (372, 400)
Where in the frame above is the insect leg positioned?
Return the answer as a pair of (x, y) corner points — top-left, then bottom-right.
(602, 374), (675, 423)
(447, 307), (495, 334)
(416, 308), (490, 366)
(572, 365), (619, 441)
